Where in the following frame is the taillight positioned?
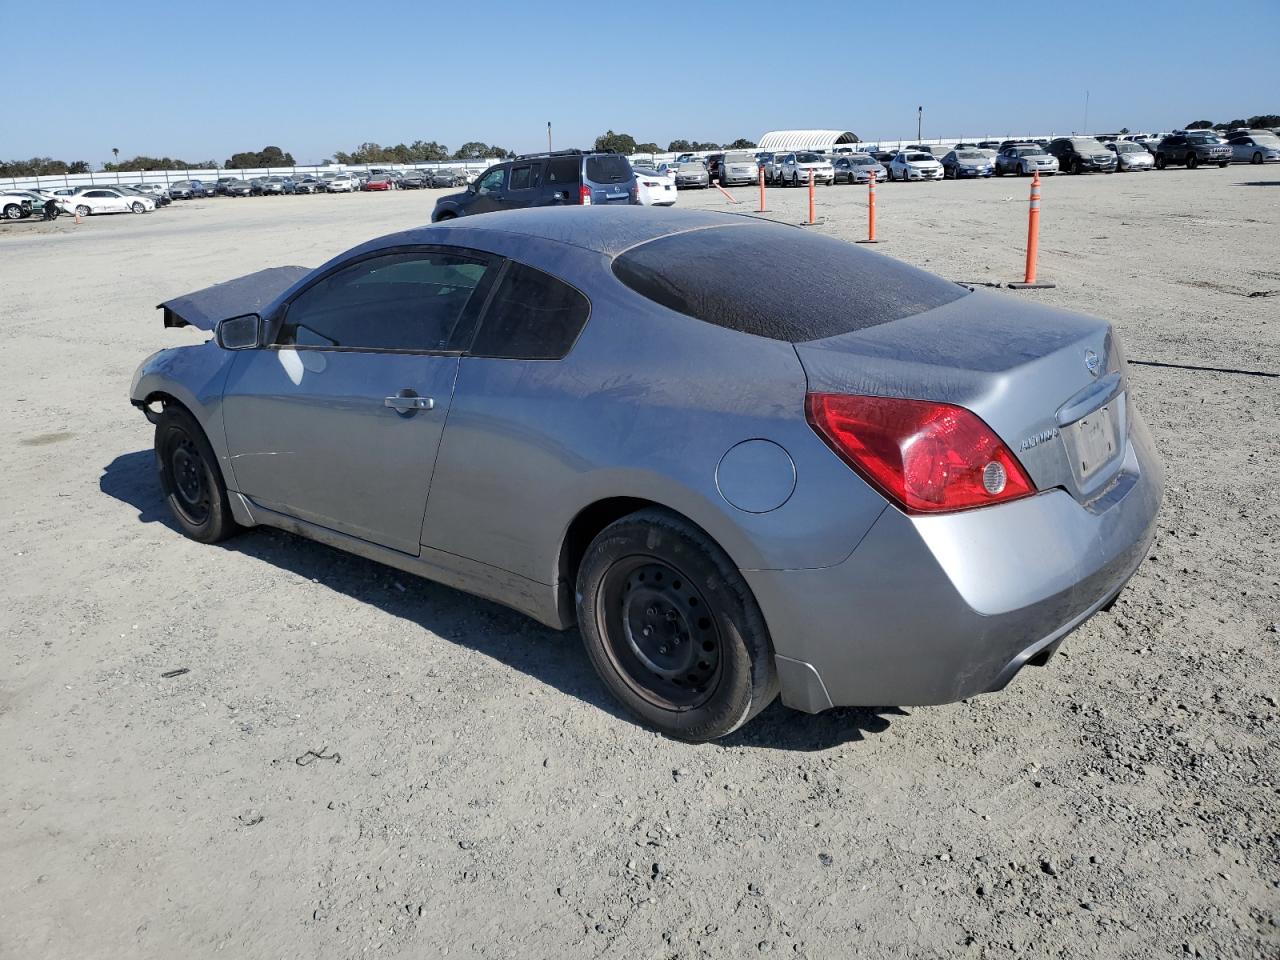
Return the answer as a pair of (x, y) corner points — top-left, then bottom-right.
(580, 184), (591, 205)
(805, 393), (1036, 514)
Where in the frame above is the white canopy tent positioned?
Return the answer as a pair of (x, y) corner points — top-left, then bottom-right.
(756, 130), (861, 152)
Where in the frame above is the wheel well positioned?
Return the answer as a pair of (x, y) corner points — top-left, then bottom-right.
(136, 390), (184, 424)
(558, 498), (655, 594)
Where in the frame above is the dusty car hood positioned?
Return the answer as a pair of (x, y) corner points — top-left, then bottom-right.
(158, 265), (311, 330)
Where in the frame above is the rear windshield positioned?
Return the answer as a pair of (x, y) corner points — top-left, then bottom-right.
(612, 223), (967, 343)
(724, 152), (755, 163)
(796, 153), (822, 163)
(585, 155), (632, 183)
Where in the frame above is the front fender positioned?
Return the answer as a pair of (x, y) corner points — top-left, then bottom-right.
(130, 340), (236, 470)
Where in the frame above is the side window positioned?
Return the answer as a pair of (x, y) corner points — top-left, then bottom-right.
(476, 168), (506, 194)
(469, 261), (590, 361)
(278, 251), (493, 352)
(508, 163), (541, 191)
(545, 156), (580, 185)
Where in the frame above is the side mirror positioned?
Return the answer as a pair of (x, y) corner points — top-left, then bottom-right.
(216, 313), (262, 350)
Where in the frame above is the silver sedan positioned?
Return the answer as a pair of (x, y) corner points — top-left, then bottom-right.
(131, 208), (1162, 741)
(833, 154), (888, 184)
(1107, 141), (1155, 171)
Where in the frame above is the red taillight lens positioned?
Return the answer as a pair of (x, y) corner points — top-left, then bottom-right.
(805, 393), (1036, 514)
(580, 184), (591, 205)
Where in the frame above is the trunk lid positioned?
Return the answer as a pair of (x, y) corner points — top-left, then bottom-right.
(794, 288), (1129, 504)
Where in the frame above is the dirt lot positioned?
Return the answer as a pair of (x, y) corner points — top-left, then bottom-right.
(2, 168), (1277, 960)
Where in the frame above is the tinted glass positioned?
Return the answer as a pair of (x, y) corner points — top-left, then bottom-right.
(545, 156), (580, 185)
(469, 262), (590, 360)
(508, 164), (538, 190)
(585, 155), (631, 183)
(279, 251), (491, 351)
(612, 223), (967, 343)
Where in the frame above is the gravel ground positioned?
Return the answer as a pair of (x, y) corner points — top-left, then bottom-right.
(2, 167), (1277, 960)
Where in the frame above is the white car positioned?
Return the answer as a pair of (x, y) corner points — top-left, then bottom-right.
(888, 151), (944, 181)
(719, 151), (759, 186)
(60, 187), (156, 216)
(327, 175), (357, 192)
(775, 152), (835, 187)
(1227, 131), (1280, 164)
(632, 166), (678, 207)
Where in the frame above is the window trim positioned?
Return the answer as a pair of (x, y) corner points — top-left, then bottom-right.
(266, 244), (502, 356)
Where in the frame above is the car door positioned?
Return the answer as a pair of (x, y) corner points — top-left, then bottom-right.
(221, 247), (499, 555)
(467, 166), (508, 214)
(504, 161), (544, 210)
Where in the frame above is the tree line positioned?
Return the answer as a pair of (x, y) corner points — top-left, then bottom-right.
(1185, 114), (1279, 131)
(594, 131), (757, 154)
(331, 141), (513, 164)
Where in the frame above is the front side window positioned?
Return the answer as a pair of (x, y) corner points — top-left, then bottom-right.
(476, 168), (505, 194)
(469, 261), (590, 360)
(278, 251), (492, 352)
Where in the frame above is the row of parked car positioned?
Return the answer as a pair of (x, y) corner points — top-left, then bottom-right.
(0, 168), (488, 219)
(650, 128), (1280, 191)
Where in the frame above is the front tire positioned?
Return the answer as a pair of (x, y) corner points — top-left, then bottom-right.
(1252, 152), (1264, 165)
(1186, 153), (1198, 169)
(3, 203), (22, 220)
(75, 204), (91, 217)
(155, 405), (240, 544)
(1155, 154), (1167, 170)
(131, 201), (145, 213)
(576, 509), (778, 741)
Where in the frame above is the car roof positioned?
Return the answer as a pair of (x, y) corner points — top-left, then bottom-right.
(391, 207), (791, 258)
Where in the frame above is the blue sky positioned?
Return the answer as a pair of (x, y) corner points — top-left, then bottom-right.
(5, 0), (1276, 165)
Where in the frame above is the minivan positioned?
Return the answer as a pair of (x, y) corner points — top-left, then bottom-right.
(431, 150), (637, 221)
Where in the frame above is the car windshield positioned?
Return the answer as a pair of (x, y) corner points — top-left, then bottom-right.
(1070, 138), (1106, 150)
(676, 162), (705, 172)
(796, 153), (822, 163)
(1115, 142), (1142, 153)
(851, 155), (876, 165)
(724, 152), (755, 163)
(955, 151), (983, 160)
(1187, 133), (1220, 144)
(1014, 147), (1044, 156)
(905, 153), (932, 162)
(1252, 134), (1280, 146)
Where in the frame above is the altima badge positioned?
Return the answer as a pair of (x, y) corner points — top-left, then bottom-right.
(1085, 349), (1101, 377)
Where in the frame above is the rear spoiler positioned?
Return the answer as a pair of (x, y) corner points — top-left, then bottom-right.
(158, 265), (310, 330)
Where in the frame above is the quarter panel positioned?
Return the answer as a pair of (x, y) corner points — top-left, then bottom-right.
(421, 257), (889, 584)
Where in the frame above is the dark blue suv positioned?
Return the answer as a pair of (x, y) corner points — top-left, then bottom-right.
(431, 150), (637, 221)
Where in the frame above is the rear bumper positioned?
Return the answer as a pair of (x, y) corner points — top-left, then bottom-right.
(748, 408), (1163, 712)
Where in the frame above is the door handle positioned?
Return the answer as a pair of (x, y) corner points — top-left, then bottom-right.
(384, 395), (434, 412)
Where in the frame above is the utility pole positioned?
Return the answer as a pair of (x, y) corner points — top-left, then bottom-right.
(547, 122), (552, 153)
(1083, 91), (1090, 135)
(917, 106), (922, 143)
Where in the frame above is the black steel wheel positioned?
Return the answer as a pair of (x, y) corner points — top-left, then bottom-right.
(155, 404), (240, 543)
(576, 509), (778, 741)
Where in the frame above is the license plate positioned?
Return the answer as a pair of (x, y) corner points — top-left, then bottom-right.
(606, 192), (627, 199)
(1069, 401), (1120, 479)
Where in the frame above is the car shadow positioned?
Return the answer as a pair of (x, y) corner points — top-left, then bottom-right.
(1237, 180), (1280, 186)
(101, 449), (900, 751)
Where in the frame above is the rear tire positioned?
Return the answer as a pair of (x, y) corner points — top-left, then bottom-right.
(1217, 161), (1228, 168)
(155, 405), (240, 544)
(3, 203), (22, 220)
(1252, 152), (1263, 165)
(131, 201), (145, 213)
(1155, 154), (1167, 170)
(76, 204), (90, 217)
(575, 509), (778, 742)
(1186, 153), (1198, 169)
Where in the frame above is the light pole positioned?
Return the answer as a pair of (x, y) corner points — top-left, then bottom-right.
(917, 106), (922, 143)
(547, 122), (552, 153)
(1082, 91), (1090, 135)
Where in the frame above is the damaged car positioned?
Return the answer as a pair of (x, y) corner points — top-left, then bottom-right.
(132, 207), (1162, 742)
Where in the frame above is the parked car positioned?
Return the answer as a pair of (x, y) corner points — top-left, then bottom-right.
(977, 140), (1002, 150)
(214, 177), (239, 195)
(168, 180), (198, 199)
(941, 149), (995, 179)
(364, 175), (394, 192)
(1, 191), (36, 219)
(776, 152), (835, 187)
(400, 171), (428, 190)
(1226, 131), (1280, 164)
(327, 174), (357, 192)
(127, 184), (172, 205)
(995, 144), (1060, 177)
(132, 206), (1162, 742)
(1046, 137), (1118, 175)
(870, 150), (896, 167)
(832, 154), (887, 184)
(632, 166), (678, 206)
(1106, 141), (1155, 172)
(259, 176), (288, 195)
(222, 179), (253, 197)
(888, 150), (944, 181)
(190, 180), (217, 198)
(291, 176), (327, 194)
(426, 169), (460, 188)
(1152, 132), (1231, 169)
(432, 150), (637, 220)
(719, 151), (758, 186)
(61, 187), (155, 216)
